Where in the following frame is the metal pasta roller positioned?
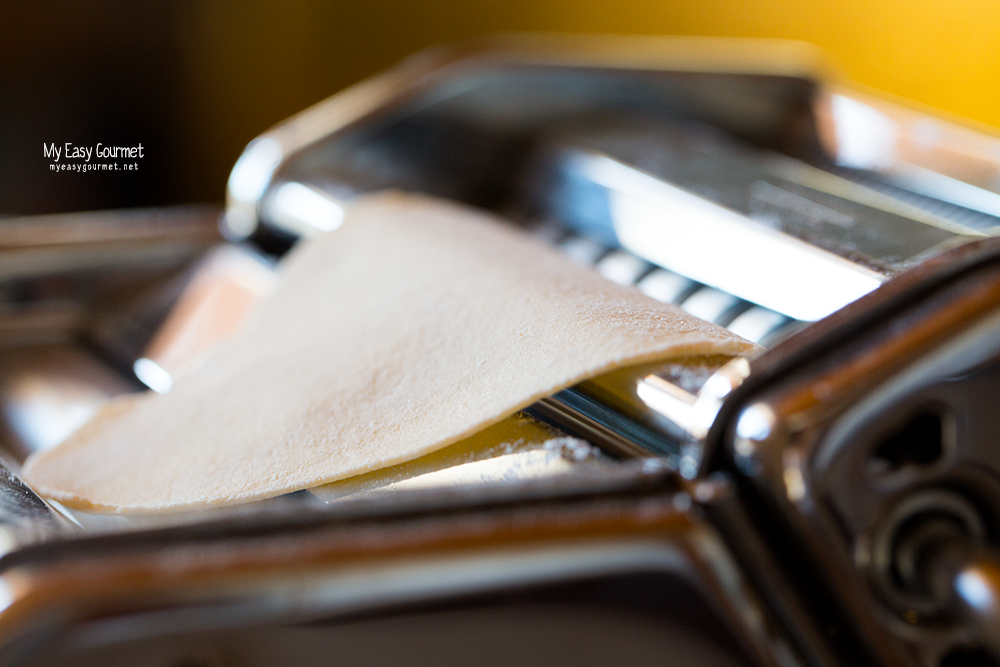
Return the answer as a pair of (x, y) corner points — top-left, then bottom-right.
(3, 35), (1000, 667)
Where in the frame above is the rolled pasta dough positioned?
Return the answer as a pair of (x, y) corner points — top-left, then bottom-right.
(24, 192), (756, 512)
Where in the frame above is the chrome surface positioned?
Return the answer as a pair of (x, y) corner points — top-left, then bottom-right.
(0, 458), (70, 555)
(0, 346), (136, 457)
(931, 543), (1000, 659)
(551, 150), (887, 322)
(723, 249), (1000, 666)
(7, 35), (1000, 667)
(0, 469), (804, 667)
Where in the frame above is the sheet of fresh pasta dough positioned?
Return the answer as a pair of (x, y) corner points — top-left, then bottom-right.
(23, 192), (757, 512)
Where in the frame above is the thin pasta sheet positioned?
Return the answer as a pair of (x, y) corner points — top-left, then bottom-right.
(24, 193), (755, 512)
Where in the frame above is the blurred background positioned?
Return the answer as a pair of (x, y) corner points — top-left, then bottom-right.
(2, 0), (998, 216)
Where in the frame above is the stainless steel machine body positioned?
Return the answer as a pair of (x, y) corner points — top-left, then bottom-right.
(3, 36), (1000, 667)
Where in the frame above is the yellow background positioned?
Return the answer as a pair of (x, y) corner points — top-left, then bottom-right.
(4, 0), (998, 211)
(180, 0), (1000, 199)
